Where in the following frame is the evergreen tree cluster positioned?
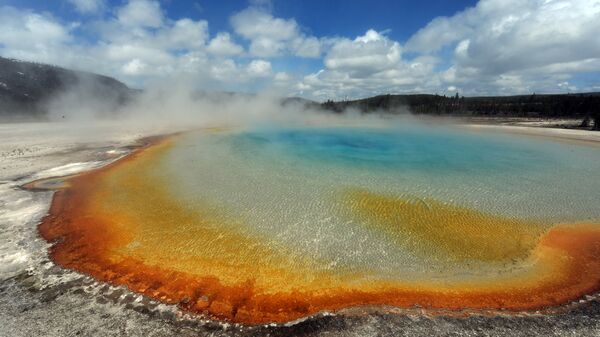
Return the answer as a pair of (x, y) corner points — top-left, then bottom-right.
(321, 93), (600, 129)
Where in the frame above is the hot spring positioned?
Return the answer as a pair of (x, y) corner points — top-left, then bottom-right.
(38, 123), (600, 324)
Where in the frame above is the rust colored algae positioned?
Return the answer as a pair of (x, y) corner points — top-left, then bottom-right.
(37, 136), (600, 325)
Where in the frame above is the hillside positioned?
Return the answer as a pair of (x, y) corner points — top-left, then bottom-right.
(322, 93), (600, 129)
(0, 57), (135, 120)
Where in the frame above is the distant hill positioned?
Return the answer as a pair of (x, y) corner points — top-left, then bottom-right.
(0, 56), (135, 120)
(321, 93), (600, 129)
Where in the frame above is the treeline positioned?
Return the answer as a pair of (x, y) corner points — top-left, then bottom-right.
(322, 93), (600, 130)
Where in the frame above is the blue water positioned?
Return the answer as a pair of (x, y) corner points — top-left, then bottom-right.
(231, 126), (570, 175)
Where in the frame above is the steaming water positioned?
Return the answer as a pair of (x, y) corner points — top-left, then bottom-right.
(136, 124), (600, 279)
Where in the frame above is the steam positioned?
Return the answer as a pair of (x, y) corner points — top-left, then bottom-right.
(43, 74), (409, 133)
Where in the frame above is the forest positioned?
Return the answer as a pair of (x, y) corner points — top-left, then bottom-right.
(321, 93), (600, 130)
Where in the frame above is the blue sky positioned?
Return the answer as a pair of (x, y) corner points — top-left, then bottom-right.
(0, 0), (599, 99)
(3, 0), (477, 39)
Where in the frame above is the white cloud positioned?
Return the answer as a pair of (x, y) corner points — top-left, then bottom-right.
(207, 32), (244, 56)
(294, 30), (439, 100)
(405, 0), (600, 94)
(325, 30), (401, 75)
(246, 59), (272, 77)
(0, 3), (265, 90)
(232, 8), (297, 41)
(104, 44), (174, 64)
(117, 0), (164, 28)
(230, 7), (321, 58)
(122, 58), (147, 75)
(290, 36), (321, 58)
(0, 8), (70, 48)
(94, 5), (210, 81)
(209, 59), (239, 81)
(274, 72), (292, 82)
(0, 7), (73, 64)
(68, 0), (105, 14)
(157, 19), (208, 50)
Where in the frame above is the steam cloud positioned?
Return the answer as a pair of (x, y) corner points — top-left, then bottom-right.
(43, 74), (410, 133)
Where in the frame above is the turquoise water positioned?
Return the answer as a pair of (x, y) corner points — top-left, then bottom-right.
(147, 124), (600, 278)
(220, 125), (600, 220)
(233, 126), (560, 174)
